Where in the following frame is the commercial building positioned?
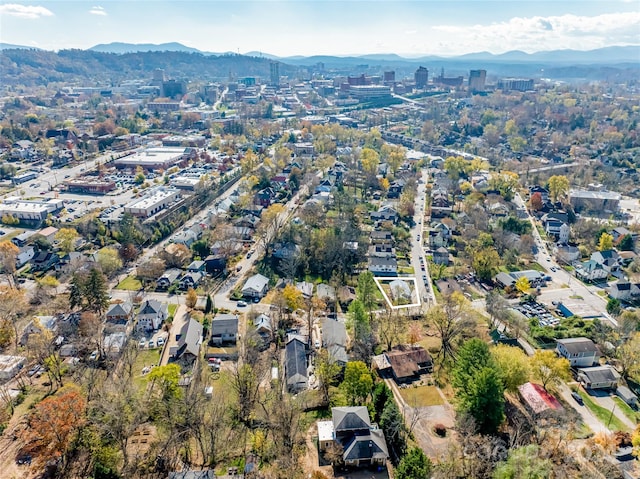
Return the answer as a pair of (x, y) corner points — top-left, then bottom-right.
(348, 85), (391, 99)
(414, 66), (428, 89)
(469, 69), (487, 92)
(569, 189), (621, 213)
(124, 187), (180, 218)
(113, 147), (193, 171)
(63, 178), (116, 194)
(270, 61), (280, 87)
(434, 69), (464, 88)
(0, 197), (65, 222)
(497, 78), (534, 91)
(383, 71), (395, 86)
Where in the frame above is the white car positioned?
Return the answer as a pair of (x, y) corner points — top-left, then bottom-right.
(157, 337), (165, 346)
(138, 338), (146, 348)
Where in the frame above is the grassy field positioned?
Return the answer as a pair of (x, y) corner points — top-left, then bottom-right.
(168, 303), (178, 316)
(398, 385), (444, 407)
(578, 390), (629, 432)
(612, 396), (640, 424)
(132, 348), (162, 390)
(116, 275), (142, 290)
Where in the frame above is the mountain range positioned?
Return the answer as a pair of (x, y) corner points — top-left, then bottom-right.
(84, 42), (640, 65)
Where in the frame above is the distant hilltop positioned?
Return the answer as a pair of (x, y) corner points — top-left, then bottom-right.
(1, 41), (638, 65)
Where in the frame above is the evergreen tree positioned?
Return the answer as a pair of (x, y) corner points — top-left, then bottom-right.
(380, 398), (406, 460)
(396, 447), (433, 479)
(86, 268), (110, 314)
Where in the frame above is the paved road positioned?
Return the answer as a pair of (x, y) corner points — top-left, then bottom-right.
(513, 193), (615, 327)
(411, 169), (436, 307)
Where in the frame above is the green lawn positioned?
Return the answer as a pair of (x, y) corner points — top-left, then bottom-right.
(612, 396), (640, 424)
(116, 275), (142, 290)
(578, 390), (629, 432)
(132, 348), (162, 390)
(168, 303), (178, 317)
(398, 385), (444, 407)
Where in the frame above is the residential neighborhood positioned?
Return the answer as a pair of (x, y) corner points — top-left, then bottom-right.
(0, 14), (638, 479)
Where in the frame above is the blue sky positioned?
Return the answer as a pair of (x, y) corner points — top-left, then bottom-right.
(1, 1), (639, 56)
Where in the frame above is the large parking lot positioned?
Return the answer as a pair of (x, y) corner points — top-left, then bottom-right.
(513, 300), (560, 327)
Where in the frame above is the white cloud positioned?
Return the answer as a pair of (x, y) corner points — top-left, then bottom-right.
(433, 12), (640, 54)
(0, 3), (53, 19)
(89, 6), (107, 16)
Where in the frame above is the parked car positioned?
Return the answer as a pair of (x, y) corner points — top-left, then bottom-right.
(148, 339), (155, 348)
(157, 337), (165, 346)
(138, 338), (146, 348)
(571, 391), (584, 405)
(237, 301), (247, 307)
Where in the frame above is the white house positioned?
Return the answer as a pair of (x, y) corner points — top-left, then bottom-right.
(242, 274), (270, 298)
(608, 282), (640, 302)
(556, 337), (598, 367)
(136, 300), (168, 332)
(368, 257), (398, 276)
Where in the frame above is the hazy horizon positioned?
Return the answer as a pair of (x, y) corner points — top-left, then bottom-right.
(1, 0), (639, 57)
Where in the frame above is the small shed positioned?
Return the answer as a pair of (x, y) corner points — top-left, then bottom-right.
(616, 385), (638, 407)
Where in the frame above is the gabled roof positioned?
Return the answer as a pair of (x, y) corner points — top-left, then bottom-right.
(385, 346), (432, 379)
(176, 318), (203, 358)
(556, 337), (597, 354)
(254, 314), (272, 333)
(137, 299), (166, 317)
(332, 406), (371, 432)
(243, 273), (269, 292)
(579, 366), (620, 383)
(211, 313), (238, 335)
(343, 429), (388, 461)
(106, 301), (133, 317)
(321, 318), (347, 347)
(285, 337), (307, 387)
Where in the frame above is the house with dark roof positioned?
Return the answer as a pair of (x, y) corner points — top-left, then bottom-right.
(285, 337), (308, 393)
(179, 271), (204, 290)
(387, 180), (405, 199)
(30, 251), (59, 272)
(556, 338), (598, 367)
(433, 247), (449, 265)
(318, 407), (388, 467)
(609, 282), (640, 302)
(577, 365), (620, 389)
(590, 250), (621, 275)
(157, 269), (182, 290)
(374, 345), (433, 383)
(171, 318), (203, 364)
(210, 313), (238, 346)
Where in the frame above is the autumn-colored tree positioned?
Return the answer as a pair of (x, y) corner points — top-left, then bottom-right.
(360, 147), (380, 177)
(514, 276), (531, 295)
(529, 192), (543, 211)
(97, 246), (123, 277)
(0, 285), (27, 348)
(137, 258), (166, 286)
(530, 350), (570, 391)
(54, 227), (79, 254)
(22, 387), (86, 467)
(491, 344), (530, 393)
(598, 232), (614, 251)
(282, 284), (303, 313)
(341, 361), (373, 405)
(186, 288), (198, 309)
(0, 240), (19, 287)
(161, 243), (192, 268)
(471, 247), (501, 281)
(547, 175), (570, 203)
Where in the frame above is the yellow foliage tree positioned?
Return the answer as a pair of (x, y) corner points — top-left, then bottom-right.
(598, 232), (614, 251)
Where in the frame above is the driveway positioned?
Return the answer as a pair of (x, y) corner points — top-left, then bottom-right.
(558, 384), (610, 435)
(384, 378), (455, 459)
(585, 388), (637, 431)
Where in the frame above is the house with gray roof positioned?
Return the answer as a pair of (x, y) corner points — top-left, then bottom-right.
(105, 301), (133, 326)
(556, 337), (598, 367)
(285, 337), (307, 393)
(210, 313), (238, 346)
(242, 274), (270, 298)
(577, 365), (620, 389)
(171, 318), (203, 364)
(318, 407), (388, 467)
(321, 318), (349, 366)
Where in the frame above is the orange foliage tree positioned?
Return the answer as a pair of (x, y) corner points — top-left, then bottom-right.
(22, 387), (86, 466)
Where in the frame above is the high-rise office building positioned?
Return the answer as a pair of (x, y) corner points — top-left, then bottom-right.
(415, 66), (428, 89)
(383, 71), (395, 86)
(469, 69), (487, 92)
(270, 62), (280, 87)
